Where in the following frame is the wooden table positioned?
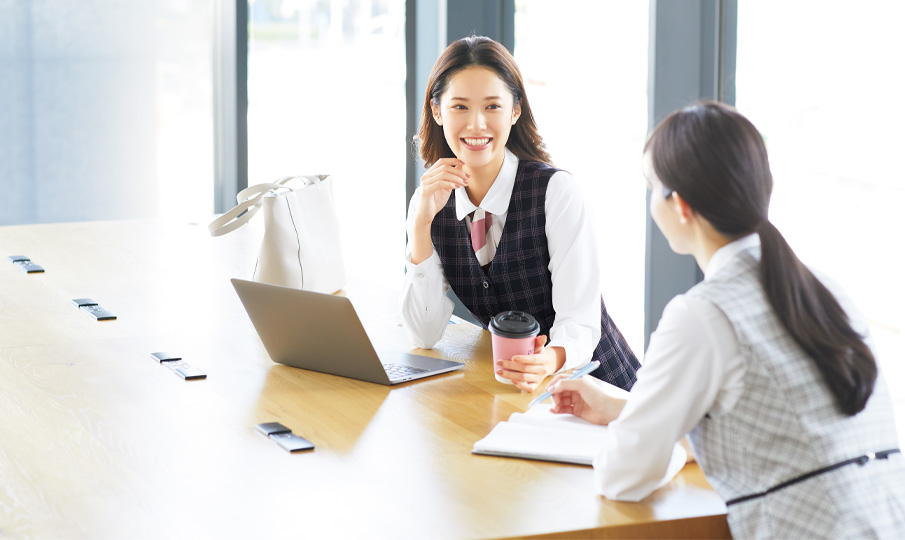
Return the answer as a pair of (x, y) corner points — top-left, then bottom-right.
(0, 219), (728, 539)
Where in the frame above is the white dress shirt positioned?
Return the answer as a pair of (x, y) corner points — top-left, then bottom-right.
(594, 233), (880, 501)
(593, 235), (756, 501)
(401, 148), (602, 372)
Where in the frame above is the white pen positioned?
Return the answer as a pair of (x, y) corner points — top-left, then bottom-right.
(527, 360), (601, 409)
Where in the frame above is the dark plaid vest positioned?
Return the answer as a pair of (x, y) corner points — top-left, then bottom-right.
(430, 160), (640, 390)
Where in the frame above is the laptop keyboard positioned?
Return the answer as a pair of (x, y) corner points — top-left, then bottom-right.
(383, 363), (429, 380)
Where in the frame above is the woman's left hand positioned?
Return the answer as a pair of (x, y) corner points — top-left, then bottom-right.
(496, 335), (564, 393)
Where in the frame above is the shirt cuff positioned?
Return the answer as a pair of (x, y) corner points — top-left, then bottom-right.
(404, 251), (444, 284)
(547, 317), (597, 373)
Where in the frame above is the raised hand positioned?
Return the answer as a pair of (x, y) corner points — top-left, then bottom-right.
(414, 158), (470, 227)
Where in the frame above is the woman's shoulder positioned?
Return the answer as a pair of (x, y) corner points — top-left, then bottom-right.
(542, 167), (583, 198)
(514, 160), (574, 185)
(517, 159), (564, 175)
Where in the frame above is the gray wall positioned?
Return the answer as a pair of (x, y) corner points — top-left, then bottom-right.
(0, 1), (158, 225)
(0, 0), (216, 226)
(644, 0), (736, 349)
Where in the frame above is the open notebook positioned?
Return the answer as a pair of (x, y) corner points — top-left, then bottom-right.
(473, 404), (687, 480)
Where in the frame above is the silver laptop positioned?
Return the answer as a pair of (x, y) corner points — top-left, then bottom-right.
(231, 278), (464, 385)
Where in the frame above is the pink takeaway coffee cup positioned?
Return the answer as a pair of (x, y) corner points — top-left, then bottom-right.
(488, 311), (541, 384)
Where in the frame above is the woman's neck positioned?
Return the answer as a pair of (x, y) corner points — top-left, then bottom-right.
(462, 153), (505, 207)
(691, 224), (733, 274)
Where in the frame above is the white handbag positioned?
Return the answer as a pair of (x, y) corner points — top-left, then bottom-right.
(208, 175), (346, 294)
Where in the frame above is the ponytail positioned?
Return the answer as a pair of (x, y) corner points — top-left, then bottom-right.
(757, 220), (877, 415)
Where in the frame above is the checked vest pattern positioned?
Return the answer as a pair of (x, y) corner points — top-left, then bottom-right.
(686, 246), (905, 539)
(430, 160), (640, 390)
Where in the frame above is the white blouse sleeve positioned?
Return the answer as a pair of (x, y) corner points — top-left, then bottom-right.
(544, 171), (604, 371)
(594, 294), (745, 501)
(401, 187), (455, 349)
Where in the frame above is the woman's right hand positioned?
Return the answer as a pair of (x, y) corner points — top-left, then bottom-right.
(547, 375), (628, 426)
(414, 158), (469, 227)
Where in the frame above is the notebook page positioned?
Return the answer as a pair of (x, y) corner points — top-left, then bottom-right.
(472, 420), (606, 465)
(507, 403), (606, 433)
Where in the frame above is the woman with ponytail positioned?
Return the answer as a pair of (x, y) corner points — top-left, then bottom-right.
(547, 101), (904, 538)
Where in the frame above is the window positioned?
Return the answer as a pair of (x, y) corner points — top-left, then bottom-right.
(514, 0), (650, 353)
(0, 1), (215, 225)
(737, 2), (905, 429)
(247, 0), (406, 286)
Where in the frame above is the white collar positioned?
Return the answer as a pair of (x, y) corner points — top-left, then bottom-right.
(704, 233), (761, 280)
(454, 148), (518, 221)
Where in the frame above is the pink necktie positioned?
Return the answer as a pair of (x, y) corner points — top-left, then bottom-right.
(470, 208), (495, 267)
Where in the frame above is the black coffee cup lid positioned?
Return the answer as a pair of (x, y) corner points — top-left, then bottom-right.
(489, 311), (540, 338)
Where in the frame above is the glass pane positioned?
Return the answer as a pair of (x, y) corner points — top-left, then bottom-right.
(0, 1), (214, 225)
(737, 2), (905, 428)
(247, 0), (406, 286)
(515, 0), (650, 353)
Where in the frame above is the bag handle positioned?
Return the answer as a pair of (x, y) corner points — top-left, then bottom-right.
(207, 182), (286, 237)
(207, 175), (330, 237)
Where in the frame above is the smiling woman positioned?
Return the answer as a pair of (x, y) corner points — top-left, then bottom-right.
(401, 36), (640, 394)
(428, 66), (521, 210)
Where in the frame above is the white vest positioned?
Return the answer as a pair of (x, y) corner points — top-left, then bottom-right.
(686, 246), (905, 539)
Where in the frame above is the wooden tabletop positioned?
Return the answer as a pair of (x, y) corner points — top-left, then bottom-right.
(0, 219), (728, 539)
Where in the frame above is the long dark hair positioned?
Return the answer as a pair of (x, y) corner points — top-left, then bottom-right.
(417, 35), (551, 167)
(645, 101), (876, 416)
